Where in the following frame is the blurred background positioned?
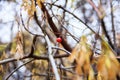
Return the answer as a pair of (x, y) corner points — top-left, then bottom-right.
(0, 0), (120, 80)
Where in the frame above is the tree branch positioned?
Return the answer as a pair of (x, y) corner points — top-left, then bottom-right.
(39, 2), (72, 52)
(0, 54), (70, 65)
(52, 46), (71, 55)
(5, 59), (34, 80)
(45, 35), (60, 80)
(87, 0), (114, 50)
(110, 0), (117, 52)
(20, 10), (44, 37)
(0, 55), (29, 65)
(45, 2), (96, 34)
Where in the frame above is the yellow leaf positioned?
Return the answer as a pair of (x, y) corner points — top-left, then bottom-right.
(88, 67), (95, 80)
(75, 64), (83, 76)
(97, 56), (108, 80)
(82, 54), (91, 75)
(107, 59), (119, 80)
(96, 39), (120, 80)
(105, 56), (111, 69)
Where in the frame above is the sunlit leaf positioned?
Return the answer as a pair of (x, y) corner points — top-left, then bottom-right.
(82, 54), (90, 75)
(96, 39), (120, 80)
(96, 55), (108, 79)
(88, 67), (95, 80)
(105, 56), (111, 69)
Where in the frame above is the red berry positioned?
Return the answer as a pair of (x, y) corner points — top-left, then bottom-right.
(56, 37), (62, 43)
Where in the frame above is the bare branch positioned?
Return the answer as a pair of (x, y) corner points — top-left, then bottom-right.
(87, 0), (102, 18)
(110, 0), (117, 53)
(0, 54), (69, 65)
(0, 55), (29, 65)
(87, 0), (114, 50)
(52, 46), (71, 55)
(20, 9), (44, 37)
(39, 2), (72, 52)
(45, 2), (96, 34)
(45, 35), (60, 80)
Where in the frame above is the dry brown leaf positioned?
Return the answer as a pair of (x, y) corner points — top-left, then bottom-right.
(37, 0), (45, 9)
(14, 31), (24, 59)
(88, 67), (95, 80)
(107, 58), (119, 80)
(0, 51), (7, 60)
(68, 43), (80, 63)
(96, 39), (120, 80)
(70, 36), (94, 80)
(77, 36), (93, 77)
(22, 0), (36, 16)
(75, 63), (83, 76)
(97, 54), (120, 80)
(83, 54), (91, 75)
(28, 0), (36, 16)
(97, 56), (108, 80)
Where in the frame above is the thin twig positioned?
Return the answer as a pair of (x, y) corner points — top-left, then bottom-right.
(1, 53), (120, 65)
(87, 0), (115, 52)
(20, 9), (44, 37)
(45, 2), (96, 34)
(0, 54), (70, 65)
(58, 65), (76, 74)
(51, 11), (79, 42)
(40, 2), (72, 52)
(0, 55), (29, 65)
(52, 46), (71, 55)
(0, 45), (71, 65)
(45, 2), (117, 55)
(87, 0), (102, 18)
(110, 0), (117, 53)
(5, 59), (34, 80)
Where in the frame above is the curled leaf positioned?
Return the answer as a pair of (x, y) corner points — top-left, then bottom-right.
(14, 32), (24, 60)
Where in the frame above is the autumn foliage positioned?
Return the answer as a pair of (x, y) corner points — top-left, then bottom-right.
(0, 0), (120, 80)
(69, 36), (120, 80)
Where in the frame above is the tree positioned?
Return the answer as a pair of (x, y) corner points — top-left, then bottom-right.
(0, 0), (120, 80)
